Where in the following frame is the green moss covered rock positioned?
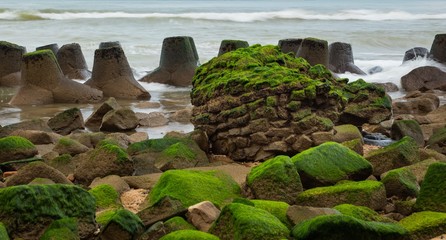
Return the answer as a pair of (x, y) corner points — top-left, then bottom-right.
(164, 216), (196, 231)
(47, 107), (85, 135)
(88, 184), (121, 210)
(296, 180), (386, 210)
(40, 218), (79, 240)
(53, 137), (90, 156)
(291, 215), (407, 240)
(4, 161), (72, 186)
(246, 155), (302, 204)
(160, 230), (220, 240)
(399, 211), (446, 240)
(391, 119), (424, 147)
(148, 170), (240, 208)
(414, 162), (446, 212)
(251, 199), (292, 228)
(291, 142), (372, 188)
(334, 204), (394, 223)
(209, 203), (290, 240)
(98, 208), (144, 240)
(0, 222), (9, 240)
(381, 167), (420, 198)
(0, 136), (37, 163)
(427, 127), (446, 155)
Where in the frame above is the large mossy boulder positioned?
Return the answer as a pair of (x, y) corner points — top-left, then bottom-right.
(0, 184), (97, 239)
(399, 211), (446, 240)
(333, 204), (394, 223)
(209, 203), (290, 240)
(0, 136), (37, 164)
(296, 180), (387, 210)
(88, 184), (121, 210)
(190, 44), (391, 161)
(291, 215), (407, 240)
(4, 161), (72, 186)
(381, 167), (420, 198)
(97, 208), (144, 240)
(246, 155), (302, 204)
(291, 142), (372, 188)
(160, 230), (219, 240)
(147, 169), (240, 208)
(414, 162), (446, 212)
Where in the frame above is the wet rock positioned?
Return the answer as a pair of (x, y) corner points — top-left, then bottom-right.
(430, 33), (446, 63)
(392, 91), (439, 115)
(98, 208), (144, 240)
(100, 107), (139, 131)
(137, 196), (187, 227)
(296, 37), (329, 67)
(401, 66), (446, 92)
(47, 107), (85, 135)
(137, 112), (169, 127)
(368, 66), (383, 74)
(278, 38), (302, 55)
(328, 42), (366, 75)
(99, 41), (121, 49)
(85, 97), (121, 129)
(170, 107), (192, 123)
(218, 39), (249, 56)
(391, 119), (425, 146)
(9, 129), (56, 144)
(0, 41), (26, 86)
(4, 161), (71, 186)
(373, 82), (399, 92)
(403, 47), (430, 62)
(56, 43), (91, 80)
(90, 175), (130, 194)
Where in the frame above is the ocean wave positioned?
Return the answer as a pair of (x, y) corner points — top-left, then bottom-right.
(1, 8), (446, 22)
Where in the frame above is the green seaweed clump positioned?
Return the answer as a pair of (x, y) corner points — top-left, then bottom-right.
(160, 230), (220, 240)
(88, 184), (121, 210)
(399, 211), (446, 240)
(414, 162), (446, 212)
(40, 218), (79, 240)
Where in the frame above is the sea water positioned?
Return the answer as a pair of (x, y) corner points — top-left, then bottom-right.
(0, 0), (445, 137)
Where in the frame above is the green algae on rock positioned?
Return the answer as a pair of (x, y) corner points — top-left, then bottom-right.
(160, 230), (220, 240)
(399, 211), (446, 240)
(0, 135), (37, 163)
(88, 184), (121, 210)
(0, 222), (9, 240)
(209, 202), (290, 240)
(251, 199), (293, 228)
(381, 167), (420, 198)
(40, 218), (79, 240)
(334, 204), (394, 223)
(414, 162), (446, 212)
(97, 208), (144, 239)
(164, 216), (196, 231)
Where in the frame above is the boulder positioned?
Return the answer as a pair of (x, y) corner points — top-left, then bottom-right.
(9, 50), (103, 105)
(56, 43), (91, 80)
(403, 47), (430, 62)
(401, 66), (446, 92)
(36, 43), (59, 55)
(97, 208), (144, 240)
(53, 137), (90, 156)
(0, 136), (38, 164)
(373, 82), (399, 92)
(209, 203), (290, 240)
(169, 107), (192, 123)
(9, 129), (56, 144)
(332, 124), (363, 144)
(85, 97), (121, 129)
(39, 217), (79, 240)
(381, 167), (420, 198)
(137, 196), (187, 227)
(296, 37), (329, 67)
(218, 39), (249, 56)
(365, 136), (420, 177)
(328, 42), (366, 75)
(296, 180), (387, 210)
(368, 66), (383, 74)
(399, 211), (446, 240)
(46, 153), (76, 176)
(4, 161), (71, 186)
(160, 230), (219, 240)
(391, 119), (424, 147)
(100, 107), (139, 131)
(186, 201), (220, 232)
(88, 184), (122, 210)
(430, 33), (446, 63)
(287, 205), (340, 226)
(414, 162), (446, 212)
(278, 38), (302, 55)
(47, 108), (85, 135)
(89, 175), (130, 194)
(291, 142), (372, 188)
(245, 155), (303, 204)
(0, 184), (96, 239)
(0, 118), (52, 138)
(426, 127), (446, 155)
(137, 112), (169, 127)
(103, 132), (132, 149)
(69, 132), (106, 148)
(250, 199), (292, 228)
(0, 41), (25, 86)
(392, 91), (439, 115)
(138, 217), (196, 240)
(85, 46), (150, 100)
(139, 36), (198, 87)
(333, 203), (393, 222)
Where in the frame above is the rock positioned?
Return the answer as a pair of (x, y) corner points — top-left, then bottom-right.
(47, 107), (84, 135)
(186, 201), (220, 232)
(100, 107), (139, 131)
(169, 107), (192, 123)
(73, 142), (134, 186)
(36, 43), (59, 55)
(333, 124), (363, 144)
(286, 205), (340, 226)
(46, 153), (76, 176)
(399, 211), (446, 240)
(291, 215), (406, 240)
(53, 137), (90, 156)
(365, 136), (420, 177)
(138, 217), (195, 240)
(104, 132), (132, 149)
(391, 119), (424, 146)
(373, 82), (399, 92)
(9, 50), (103, 105)
(131, 153), (162, 176)
(328, 42), (366, 75)
(246, 155), (302, 204)
(88, 184), (122, 210)
(414, 162), (446, 212)
(296, 37), (329, 67)
(209, 203), (289, 240)
(9, 129), (55, 144)
(334, 203), (393, 222)
(278, 38), (302, 55)
(69, 132), (106, 148)
(160, 230), (219, 240)
(403, 47), (430, 62)
(129, 132), (148, 143)
(426, 127), (446, 155)
(296, 180), (387, 210)
(249, 199), (292, 228)
(137, 112), (169, 127)
(147, 169), (240, 209)
(291, 142), (372, 188)
(368, 66), (383, 74)
(39, 217), (79, 240)
(97, 208), (144, 240)
(392, 91), (439, 115)
(218, 39), (249, 56)
(4, 161), (71, 186)
(381, 168), (420, 198)
(0, 184), (96, 239)
(0, 118), (52, 138)
(0, 41), (25, 86)
(139, 36), (198, 87)
(56, 43), (91, 80)
(401, 66), (446, 92)
(0, 136), (38, 164)
(85, 97), (121, 129)
(89, 175), (130, 194)
(137, 196), (187, 227)
(430, 33), (446, 63)
(85, 46), (150, 99)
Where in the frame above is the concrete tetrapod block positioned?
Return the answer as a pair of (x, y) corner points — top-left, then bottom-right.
(278, 38), (302, 55)
(85, 46), (150, 100)
(9, 50), (103, 105)
(57, 43), (91, 80)
(217, 39), (249, 56)
(328, 42), (366, 75)
(0, 41), (26, 86)
(296, 37), (329, 67)
(36, 43), (59, 56)
(139, 36), (198, 87)
(99, 41), (121, 49)
(430, 33), (446, 63)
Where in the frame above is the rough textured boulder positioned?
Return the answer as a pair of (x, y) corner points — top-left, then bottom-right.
(9, 129), (55, 145)
(218, 39), (249, 56)
(48, 108), (85, 135)
(39, 217), (82, 240)
(0, 184), (97, 239)
(401, 66), (446, 92)
(209, 203), (290, 240)
(89, 175), (130, 194)
(381, 167), (420, 198)
(296, 180), (387, 210)
(246, 155), (302, 204)
(100, 107), (139, 131)
(85, 46), (150, 99)
(287, 205), (340, 226)
(430, 33), (446, 63)
(137, 196), (187, 228)
(426, 127), (446, 155)
(186, 201), (220, 232)
(97, 208), (144, 240)
(399, 211), (446, 240)
(392, 91), (439, 115)
(160, 230), (219, 240)
(137, 112), (169, 127)
(291, 142), (372, 188)
(0, 118), (52, 138)
(403, 47), (430, 62)
(296, 37), (329, 67)
(99, 41), (121, 49)
(391, 119), (424, 147)
(414, 162), (446, 212)
(278, 38), (302, 55)
(191, 45), (391, 161)
(85, 97), (120, 129)
(53, 137), (90, 156)
(9, 50), (103, 105)
(0, 41), (25, 87)
(328, 42), (366, 75)
(139, 36), (198, 87)
(56, 43), (91, 80)
(333, 204), (393, 222)
(139, 217), (195, 240)
(4, 161), (71, 186)
(0, 136), (38, 164)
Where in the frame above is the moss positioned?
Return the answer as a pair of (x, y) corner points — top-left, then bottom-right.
(0, 136), (35, 151)
(57, 137), (77, 147)
(381, 167), (419, 198)
(399, 211), (446, 238)
(160, 230), (220, 240)
(266, 96), (278, 107)
(291, 215), (406, 240)
(251, 200), (292, 228)
(40, 218), (78, 240)
(219, 105), (248, 119)
(0, 40), (25, 51)
(96, 143), (130, 164)
(161, 142), (196, 161)
(232, 197), (255, 206)
(334, 204), (394, 223)
(96, 208), (143, 234)
(0, 222), (9, 240)
(96, 209), (116, 226)
(286, 101), (301, 112)
(51, 154), (72, 164)
(291, 142), (372, 187)
(209, 203), (290, 240)
(149, 170), (240, 208)
(88, 184), (121, 210)
(164, 217), (196, 231)
(427, 127), (446, 146)
(414, 162), (446, 212)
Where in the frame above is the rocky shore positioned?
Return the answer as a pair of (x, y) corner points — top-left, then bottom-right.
(0, 34), (446, 239)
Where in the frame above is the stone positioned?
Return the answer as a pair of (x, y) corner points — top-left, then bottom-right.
(0, 118), (52, 138)
(278, 38), (302, 55)
(85, 46), (150, 99)
(9, 129), (55, 144)
(169, 107), (192, 123)
(104, 132), (132, 149)
(36, 43), (59, 55)
(393, 91), (439, 115)
(401, 66), (446, 92)
(0, 136), (38, 164)
(100, 107), (139, 131)
(52, 137), (90, 156)
(46, 153), (76, 176)
(139, 36), (198, 87)
(414, 162), (446, 212)
(9, 50), (103, 105)
(373, 82), (399, 92)
(430, 33), (446, 63)
(4, 161), (71, 186)
(47, 107), (85, 135)
(186, 201), (220, 232)
(328, 42), (366, 75)
(88, 184), (122, 210)
(403, 47), (430, 62)
(427, 126), (446, 155)
(286, 205), (340, 226)
(218, 39), (249, 56)
(391, 119), (425, 146)
(334, 203), (393, 222)
(85, 97), (121, 129)
(98, 209), (144, 240)
(131, 153), (162, 176)
(56, 43), (91, 80)
(368, 66), (383, 74)
(399, 211), (446, 240)
(0, 41), (26, 86)
(296, 37), (329, 67)
(129, 132), (148, 143)
(69, 132), (106, 148)
(89, 175), (130, 194)
(137, 112), (169, 127)
(160, 230), (219, 240)
(381, 168), (420, 199)
(333, 124), (363, 143)
(137, 196), (187, 227)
